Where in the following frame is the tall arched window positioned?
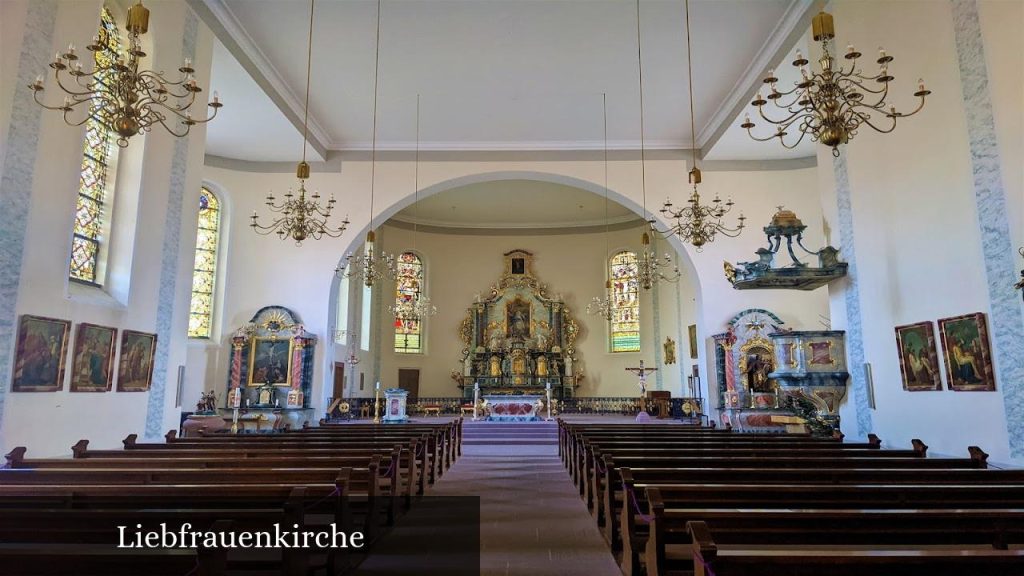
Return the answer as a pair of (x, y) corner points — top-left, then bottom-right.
(394, 252), (424, 354)
(610, 251), (640, 353)
(69, 7), (122, 285)
(187, 187), (221, 338)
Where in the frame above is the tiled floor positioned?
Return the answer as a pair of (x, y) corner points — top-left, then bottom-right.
(426, 422), (622, 576)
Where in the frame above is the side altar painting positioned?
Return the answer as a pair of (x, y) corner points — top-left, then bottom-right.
(456, 250), (581, 399)
(226, 306), (316, 409)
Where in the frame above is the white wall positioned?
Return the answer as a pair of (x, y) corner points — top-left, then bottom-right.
(824, 0), (1023, 464)
(0, 0), (213, 456)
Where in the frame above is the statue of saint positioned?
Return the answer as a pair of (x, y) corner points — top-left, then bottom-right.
(489, 355), (502, 377)
(663, 337), (677, 365)
(536, 354), (549, 377)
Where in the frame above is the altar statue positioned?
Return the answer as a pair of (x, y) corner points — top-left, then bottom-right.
(489, 355), (502, 377)
(536, 354), (549, 377)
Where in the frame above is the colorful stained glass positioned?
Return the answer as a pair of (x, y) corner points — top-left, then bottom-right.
(68, 8), (122, 285)
(394, 252), (423, 354)
(188, 188), (221, 338)
(610, 251), (640, 352)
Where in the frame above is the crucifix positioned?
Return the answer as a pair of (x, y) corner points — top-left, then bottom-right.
(625, 359), (658, 399)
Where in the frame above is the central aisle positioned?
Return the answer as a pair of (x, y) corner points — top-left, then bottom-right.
(430, 421), (621, 576)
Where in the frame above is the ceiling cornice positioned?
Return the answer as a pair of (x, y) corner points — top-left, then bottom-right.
(697, 0), (826, 157)
(330, 139), (693, 152)
(188, 0), (331, 159)
(385, 217), (646, 237)
(389, 213), (642, 231)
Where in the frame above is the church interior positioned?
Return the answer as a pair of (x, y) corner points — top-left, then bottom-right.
(1, 0), (1023, 574)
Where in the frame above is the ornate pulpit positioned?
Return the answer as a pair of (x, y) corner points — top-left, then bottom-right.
(382, 388), (409, 424)
(457, 250), (582, 400)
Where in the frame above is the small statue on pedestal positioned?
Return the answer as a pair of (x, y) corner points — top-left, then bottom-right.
(196, 390), (217, 414)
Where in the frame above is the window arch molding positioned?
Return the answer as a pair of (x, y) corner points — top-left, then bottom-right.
(187, 180), (230, 340)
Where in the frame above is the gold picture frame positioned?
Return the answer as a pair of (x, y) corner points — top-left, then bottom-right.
(248, 337), (293, 387)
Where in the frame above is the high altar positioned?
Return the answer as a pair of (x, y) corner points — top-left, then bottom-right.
(456, 250), (581, 400)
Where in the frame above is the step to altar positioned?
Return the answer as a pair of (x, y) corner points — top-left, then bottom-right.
(462, 421), (559, 446)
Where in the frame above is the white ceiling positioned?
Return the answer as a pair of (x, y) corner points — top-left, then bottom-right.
(391, 180), (639, 229)
(199, 0), (818, 161)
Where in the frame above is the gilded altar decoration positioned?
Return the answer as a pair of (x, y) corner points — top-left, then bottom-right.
(457, 250), (581, 399)
(227, 306), (316, 409)
(724, 208), (847, 290)
(663, 337), (677, 365)
(895, 322), (942, 392)
(938, 313), (996, 392)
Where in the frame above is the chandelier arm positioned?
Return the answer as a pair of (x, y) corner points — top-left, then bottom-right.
(755, 105), (804, 126)
(850, 109), (898, 134)
(776, 128), (811, 150)
(51, 74), (98, 99)
(837, 76), (889, 96)
(889, 96), (928, 118)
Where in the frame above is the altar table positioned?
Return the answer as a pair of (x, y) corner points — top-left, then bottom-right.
(482, 395), (543, 422)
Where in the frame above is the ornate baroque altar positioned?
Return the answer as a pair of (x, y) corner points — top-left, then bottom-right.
(456, 250), (581, 400)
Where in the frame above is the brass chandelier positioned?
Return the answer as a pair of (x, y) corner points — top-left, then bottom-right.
(632, 0), (680, 289)
(250, 0), (348, 245)
(587, 94), (614, 321)
(658, 0), (745, 250)
(29, 1), (221, 147)
(386, 95), (436, 321)
(741, 11), (931, 157)
(336, 0), (397, 288)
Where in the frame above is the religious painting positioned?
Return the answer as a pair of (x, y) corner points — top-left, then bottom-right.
(248, 338), (293, 387)
(506, 299), (531, 339)
(807, 341), (834, 366)
(70, 323), (116, 392)
(688, 324), (698, 359)
(11, 315), (71, 392)
(511, 257), (526, 275)
(894, 322), (941, 391)
(938, 313), (995, 391)
(117, 330), (156, 392)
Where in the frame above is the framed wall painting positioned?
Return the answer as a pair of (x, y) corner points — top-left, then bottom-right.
(11, 315), (71, 392)
(938, 313), (995, 391)
(70, 323), (117, 392)
(117, 330), (157, 392)
(688, 324), (698, 359)
(248, 337), (293, 387)
(894, 321), (941, 391)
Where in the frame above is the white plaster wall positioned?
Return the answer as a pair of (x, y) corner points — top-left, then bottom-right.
(825, 0), (1020, 463)
(0, 0), (29, 175)
(0, 0), (213, 457)
(203, 153), (828, 418)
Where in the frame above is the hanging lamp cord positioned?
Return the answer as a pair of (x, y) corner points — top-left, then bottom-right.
(369, 0), (382, 229)
(413, 94), (420, 253)
(684, 0), (698, 175)
(635, 0), (648, 223)
(300, 0), (314, 166)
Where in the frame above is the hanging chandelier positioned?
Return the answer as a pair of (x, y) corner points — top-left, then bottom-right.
(335, 0), (395, 288)
(588, 94), (614, 322)
(386, 95), (436, 322)
(28, 2), (221, 147)
(632, 0), (681, 289)
(659, 0), (745, 250)
(636, 231), (680, 290)
(250, 0), (348, 245)
(741, 11), (931, 157)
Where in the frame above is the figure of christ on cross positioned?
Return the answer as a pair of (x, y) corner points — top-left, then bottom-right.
(625, 359), (658, 402)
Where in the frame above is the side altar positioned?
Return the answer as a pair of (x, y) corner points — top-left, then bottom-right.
(455, 250), (581, 400)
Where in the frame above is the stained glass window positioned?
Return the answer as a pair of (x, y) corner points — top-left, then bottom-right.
(69, 7), (122, 285)
(188, 188), (221, 338)
(394, 252), (423, 354)
(610, 251), (641, 352)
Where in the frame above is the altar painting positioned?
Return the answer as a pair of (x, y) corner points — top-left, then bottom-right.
(249, 338), (293, 387)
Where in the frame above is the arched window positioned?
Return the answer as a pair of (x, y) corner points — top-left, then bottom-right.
(69, 7), (122, 285)
(394, 252), (424, 354)
(187, 187), (221, 338)
(610, 251), (640, 353)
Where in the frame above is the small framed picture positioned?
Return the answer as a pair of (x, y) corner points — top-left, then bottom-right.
(117, 330), (157, 392)
(70, 323), (117, 392)
(12, 315), (71, 392)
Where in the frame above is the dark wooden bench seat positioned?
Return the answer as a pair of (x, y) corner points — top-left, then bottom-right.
(677, 520), (1024, 576)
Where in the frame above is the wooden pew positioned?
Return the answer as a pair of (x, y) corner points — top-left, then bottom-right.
(626, 483), (1024, 576)
(678, 517), (1024, 576)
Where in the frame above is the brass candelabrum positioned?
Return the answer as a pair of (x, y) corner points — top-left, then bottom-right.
(373, 385), (381, 424)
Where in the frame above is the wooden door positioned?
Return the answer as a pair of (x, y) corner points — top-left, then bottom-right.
(332, 362), (346, 400)
(398, 369), (420, 403)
